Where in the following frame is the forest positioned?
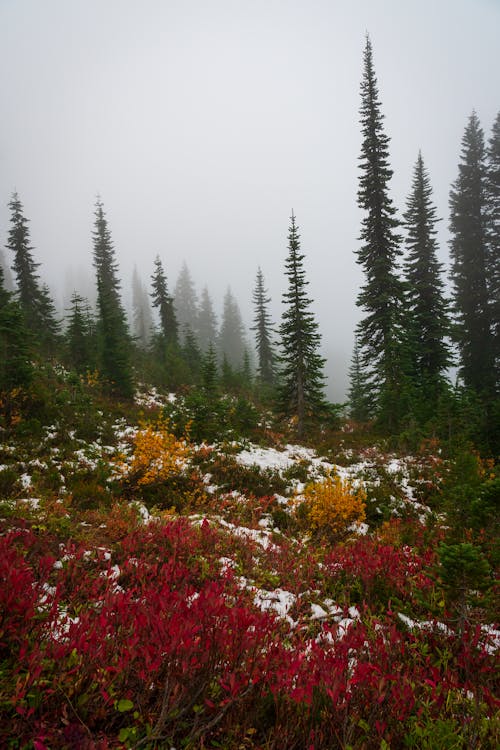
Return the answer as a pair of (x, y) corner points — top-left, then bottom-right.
(0, 36), (499, 750)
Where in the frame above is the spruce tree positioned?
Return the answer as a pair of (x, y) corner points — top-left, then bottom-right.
(7, 192), (41, 330)
(150, 256), (178, 347)
(449, 112), (495, 398)
(251, 267), (276, 386)
(278, 212), (326, 438)
(403, 152), (451, 414)
(486, 111), (500, 390)
(356, 36), (406, 428)
(92, 199), (133, 398)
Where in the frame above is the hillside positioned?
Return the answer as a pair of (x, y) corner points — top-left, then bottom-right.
(0, 369), (499, 749)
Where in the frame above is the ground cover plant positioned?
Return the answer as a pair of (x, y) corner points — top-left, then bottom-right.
(0, 374), (498, 749)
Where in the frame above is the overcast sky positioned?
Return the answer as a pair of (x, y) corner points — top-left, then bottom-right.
(0, 0), (498, 400)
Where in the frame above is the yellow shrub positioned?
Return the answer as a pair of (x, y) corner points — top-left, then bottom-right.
(128, 417), (190, 486)
(299, 473), (366, 541)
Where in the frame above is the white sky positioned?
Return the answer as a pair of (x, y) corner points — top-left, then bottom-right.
(0, 0), (499, 400)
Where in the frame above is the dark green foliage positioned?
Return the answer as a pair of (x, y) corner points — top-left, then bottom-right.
(163, 389), (259, 443)
(251, 267), (276, 386)
(65, 292), (95, 375)
(92, 199), (133, 398)
(278, 213), (326, 438)
(150, 255), (178, 348)
(0, 265), (33, 394)
(356, 37), (407, 429)
(403, 153), (451, 419)
(181, 327), (203, 383)
(201, 343), (219, 393)
(6, 192), (60, 356)
(348, 334), (372, 422)
(449, 112), (495, 398)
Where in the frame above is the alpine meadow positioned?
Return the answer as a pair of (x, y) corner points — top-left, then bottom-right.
(0, 3), (499, 749)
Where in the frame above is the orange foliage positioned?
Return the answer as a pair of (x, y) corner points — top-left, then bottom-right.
(298, 472), (366, 541)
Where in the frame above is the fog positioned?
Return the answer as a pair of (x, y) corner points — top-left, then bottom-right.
(0, 0), (499, 400)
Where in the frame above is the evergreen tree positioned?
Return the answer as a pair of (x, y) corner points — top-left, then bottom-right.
(66, 292), (94, 375)
(218, 287), (246, 370)
(449, 112), (495, 398)
(486, 111), (500, 390)
(348, 334), (372, 422)
(92, 199), (133, 398)
(7, 192), (41, 330)
(201, 343), (218, 393)
(38, 283), (61, 355)
(197, 286), (218, 353)
(173, 262), (198, 344)
(278, 213), (326, 438)
(0, 265), (32, 392)
(403, 152), (451, 412)
(150, 256), (178, 347)
(356, 36), (406, 428)
(131, 266), (153, 349)
(182, 327), (202, 383)
(6, 192), (59, 355)
(251, 267), (276, 386)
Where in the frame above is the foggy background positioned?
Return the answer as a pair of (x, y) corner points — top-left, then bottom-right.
(0, 0), (499, 401)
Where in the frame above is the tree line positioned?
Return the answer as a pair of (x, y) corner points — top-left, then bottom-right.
(1, 36), (498, 449)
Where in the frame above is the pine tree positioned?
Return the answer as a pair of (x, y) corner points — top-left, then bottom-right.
(218, 287), (246, 370)
(251, 267), (276, 386)
(449, 112), (495, 398)
(278, 212), (326, 438)
(173, 262), (198, 344)
(356, 36), (406, 428)
(92, 199), (133, 398)
(486, 111), (500, 390)
(150, 256), (178, 348)
(131, 266), (153, 349)
(403, 152), (451, 413)
(197, 286), (218, 354)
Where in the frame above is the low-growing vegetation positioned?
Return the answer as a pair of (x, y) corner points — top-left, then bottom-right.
(0, 371), (498, 749)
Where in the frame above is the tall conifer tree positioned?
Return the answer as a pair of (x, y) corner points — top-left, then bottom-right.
(92, 199), (133, 398)
(449, 113), (495, 397)
(356, 36), (406, 428)
(278, 213), (326, 438)
(251, 267), (275, 386)
(150, 256), (178, 348)
(403, 153), (451, 412)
